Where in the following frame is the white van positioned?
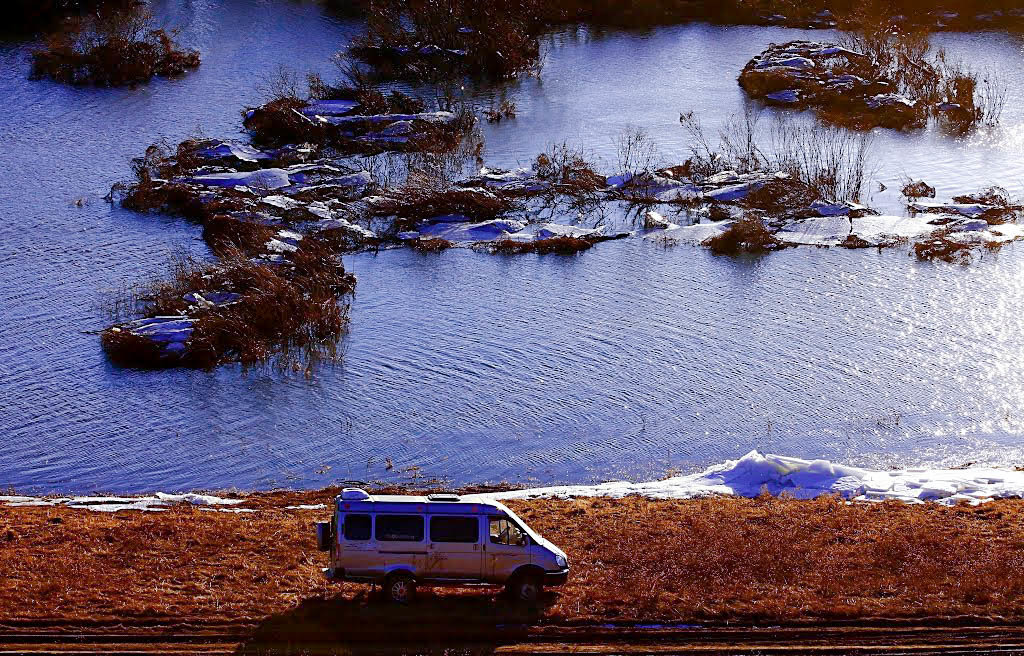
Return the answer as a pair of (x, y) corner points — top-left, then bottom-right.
(315, 488), (569, 603)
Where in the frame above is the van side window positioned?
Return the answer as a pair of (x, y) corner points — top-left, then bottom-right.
(376, 514), (424, 542)
(430, 516), (479, 543)
(343, 514), (371, 540)
(489, 517), (527, 546)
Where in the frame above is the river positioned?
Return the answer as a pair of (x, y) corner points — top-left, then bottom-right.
(2, 0), (1024, 493)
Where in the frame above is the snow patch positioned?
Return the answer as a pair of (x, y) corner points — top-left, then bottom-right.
(471, 450), (1024, 506)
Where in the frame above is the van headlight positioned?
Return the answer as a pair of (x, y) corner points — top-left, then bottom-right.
(555, 554), (567, 568)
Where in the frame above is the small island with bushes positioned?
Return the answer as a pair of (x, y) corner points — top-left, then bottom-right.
(30, 3), (199, 86)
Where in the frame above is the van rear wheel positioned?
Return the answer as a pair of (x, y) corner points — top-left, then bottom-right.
(508, 573), (542, 603)
(385, 573), (416, 604)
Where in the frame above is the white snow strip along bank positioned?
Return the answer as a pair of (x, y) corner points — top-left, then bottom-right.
(0, 493), (246, 512)
(470, 450), (1024, 506)
(6, 452), (1024, 511)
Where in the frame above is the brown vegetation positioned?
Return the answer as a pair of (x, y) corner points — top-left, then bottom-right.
(912, 230), (987, 263)
(30, 4), (199, 86)
(492, 236), (595, 255)
(351, 0), (543, 81)
(5, 495), (1024, 627)
(409, 237), (454, 253)
(703, 216), (782, 255)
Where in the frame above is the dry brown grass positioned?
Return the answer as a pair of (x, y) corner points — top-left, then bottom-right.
(703, 216), (782, 255)
(912, 230), (975, 263)
(5, 495), (1024, 627)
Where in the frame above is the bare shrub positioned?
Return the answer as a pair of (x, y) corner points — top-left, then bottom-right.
(533, 143), (605, 193)
(613, 125), (660, 178)
(680, 110), (873, 203)
(766, 119), (872, 203)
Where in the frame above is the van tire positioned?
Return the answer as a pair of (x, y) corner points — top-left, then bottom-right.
(507, 573), (542, 603)
(385, 573), (416, 604)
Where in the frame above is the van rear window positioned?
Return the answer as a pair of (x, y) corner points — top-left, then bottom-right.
(430, 516), (479, 543)
(376, 514), (424, 542)
(343, 514), (371, 540)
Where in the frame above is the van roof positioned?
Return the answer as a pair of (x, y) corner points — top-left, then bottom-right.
(334, 490), (508, 515)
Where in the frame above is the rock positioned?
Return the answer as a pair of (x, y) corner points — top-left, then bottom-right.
(652, 220), (734, 244)
(195, 140), (272, 166)
(608, 172), (700, 202)
(424, 214), (475, 224)
(705, 179), (769, 203)
(183, 291), (242, 308)
(124, 316), (196, 344)
(316, 217), (376, 241)
(458, 167), (549, 193)
(948, 218), (989, 232)
(864, 94), (923, 129)
(378, 120), (415, 136)
(301, 99), (360, 117)
(809, 200), (867, 217)
(908, 201), (993, 218)
(536, 223), (602, 239)
(644, 211), (672, 230)
(901, 180), (936, 199)
(740, 41), (924, 130)
(321, 111), (457, 127)
(850, 215), (939, 246)
(776, 216), (851, 247)
(419, 218), (527, 242)
(765, 89), (800, 103)
(259, 195), (304, 212)
(754, 56), (816, 70)
(189, 168), (291, 191)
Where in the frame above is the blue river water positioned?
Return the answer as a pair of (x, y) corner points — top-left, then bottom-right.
(2, 1), (1024, 493)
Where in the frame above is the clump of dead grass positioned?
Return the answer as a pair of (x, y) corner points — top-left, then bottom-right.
(703, 216), (782, 255)
(491, 236), (594, 255)
(30, 4), (199, 86)
(410, 237), (454, 253)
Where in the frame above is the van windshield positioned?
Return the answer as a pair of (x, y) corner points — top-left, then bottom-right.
(499, 506), (543, 544)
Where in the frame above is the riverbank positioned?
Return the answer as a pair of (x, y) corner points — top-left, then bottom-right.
(4, 492), (1024, 635)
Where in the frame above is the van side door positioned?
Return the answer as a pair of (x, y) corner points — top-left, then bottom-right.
(426, 515), (483, 580)
(485, 516), (531, 582)
(375, 513), (426, 577)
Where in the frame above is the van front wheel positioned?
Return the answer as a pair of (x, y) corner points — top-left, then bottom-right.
(508, 574), (542, 603)
(385, 573), (416, 604)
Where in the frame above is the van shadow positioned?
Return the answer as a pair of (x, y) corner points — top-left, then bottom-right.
(235, 589), (553, 655)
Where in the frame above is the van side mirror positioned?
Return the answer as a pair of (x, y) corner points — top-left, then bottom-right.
(517, 534), (528, 547)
